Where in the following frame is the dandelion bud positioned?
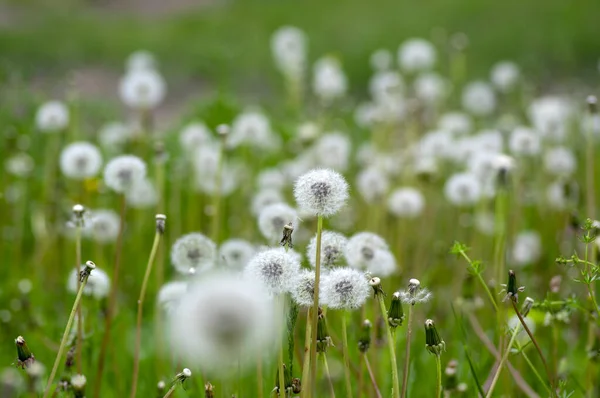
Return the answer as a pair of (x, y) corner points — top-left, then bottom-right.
(155, 214), (167, 235)
(15, 336), (35, 369)
(521, 297), (534, 317)
(501, 270), (525, 303)
(588, 95), (598, 114)
(424, 319), (445, 356)
(369, 276), (383, 296)
(70, 374), (86, 398)
(293, 168), (349, 217)
(388, 292), (405, 329)
(358, 319), (372, 353)
(444, 359), (459, 391)
(72, 204), (85, 219)
(80, 261), (96, 283)
(316, 310), (332, 353)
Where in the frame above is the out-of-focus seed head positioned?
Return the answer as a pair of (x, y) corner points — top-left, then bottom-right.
(60, 142), (103, 180)
(103, 155), (147, 194)
(170, 233), (217, 276)
(119, 69), (166, 110)
(258, 203), (298, 244)
(67, 265), (110, 300)
(218, 239), (256, 271)
(70, 374), (86, 397)
(290, 269), (316, 307)
(307, 230), (348, 269)
(36, 100), (69, 133)
(157, 281), (188, 315)
(399, 278), (432, 306)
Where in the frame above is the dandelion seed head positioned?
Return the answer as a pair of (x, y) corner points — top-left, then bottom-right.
(345, 232), (389, 271)
(356, 167), (390, 204)
(290, 269), (317, 307)
(543, 146), (576, 177)
(59, 142), (103, 180)
(271, 26), (307, 78)
(294, 168), (349, 217)
(444, 172), (482, 207)
(103, 155), (147, 194)
(509, 127), (541, 156)
(85, 209), (120, 243)
(512, 231), (542, 266)
(370, 49), (393, 71)
(5, 153), (34, 178)
(98, 122), (132, 150)
(528, 96), (572, 141)
(257, 168), (287, 191)
(365, 249), (397, 277)
(218, 239), (256, 270)
(157, 281), (188, 314)
(179, 122), (213, 152)
(36, 100), (69, 132)
(67, 266), (110, 299)
(314, 132), (352, 172)
(307, 230), (348, 268)
(119, 69), (166, 109)
(462, 81), (496, 116)
(313, 56), (348, 102)
(491, 61), (520, 92)
(171, 233), (217, 276)
(438, 112), (472, 136)
(229, 112), (278, 150)
(70, 374), (86, 389)
(369, 71), (404, 102)
(414, 72), (447, 103)
(321, 267), (370, 310)
(126, 50), (157, 71)
(258, 203), (298, 243)
(244, 248), (301, 294)
(398, 38), (436, 72)
(125, 178), (158, 209)
(388, 187), (425, 218)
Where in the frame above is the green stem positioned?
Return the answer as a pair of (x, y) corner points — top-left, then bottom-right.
(435, 355), (442, 398)
(321, 353), (336, 398)
(74, 223), (83, 375)
(363, 354), (382, 398)
(309, 215), (324, 397)
(257, 355), (263, 398)
(400, 305), (413, 398)
(376, 294), (400, 398)
(300, 307), (312, 398)
(341, 312), (353, 398)
(485, 324), (520, 397)
(130, 229), (163, 398)
(210, 144), (224, 243)
(278, 298), (286, 397)
(458, 250), (498, 312)
(42, 272), (90, 398)
(520, 350), (552, 394)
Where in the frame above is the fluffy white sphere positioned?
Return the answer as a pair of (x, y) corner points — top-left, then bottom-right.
(314, 132), (352, 172)
(369, 71), (404, 102)
(512, 231), (542, 266)
(388, 187), (425, 218)
(543, 147), (576, 176)
(290, 269), (318, 307)
(103, 155), (147, 194)
(438, 112), (472, 136)
(218, 239), (256, 270)
(271, 26), (307, 78)
(370, 49), (393, 71)
(509, 126), (541, 156)
(293, 168), (349, 217)
(313, 57), (348, 102)
(462, 81), (496, 116)
(306, 230), (348, 269)
(125, 178), (158, 208)
(126, 50), (157, 72)
(98, 122), (132, 150)
(490, 61), (520, 92)
(356, 167), (390, 204)
(414, 72), (447, 104)
(229, 112), (277, 150)
(157, 281), (188, 314)
(344, 232), (388, 270)
(119, 69), (166, 109)
(170, 233), (217, 276)
(59, 142), (103, 180)
(257, 168), (287, 191)
(85, 209), (120, 243)
(528, 96), (572, 141)
(444, 173), (482, 206)
(258, 203), (298, 243)
(179, 122), (213, 152)
(321, 267), (371, 310)
(36, 101), (69, 132)
(67, 266), (110, 299)
(398, 38), (436, 72)
(244, 248), (301, 294)
(251, 189), (285, 216)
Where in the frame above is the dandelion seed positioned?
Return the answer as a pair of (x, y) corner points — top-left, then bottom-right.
(344, 232), (389, 270)
(369, 71), (404, 102)
(313, 56), (348, 103)
(271, 26), (307, 79)
(320, 267), (370, 310)
(229, 111), (278, 150)
(399, 278), (432, 305)
(171, 233), (217, 275)
(314, 132), (352, 172)
(294, 168), (349, 217)
(157, 281), (188, 314)
(258, 203), (298, 243)
(528, 96), (572, 141)
(543, 146), (577, 177)
(509, 126), (541, 157)
(85, 209), (120, 243)
(36, 101), (69, 133)
(512, 231), (542, 266)
(244, 248), (300, 294)
(103, 155), (147, 194)
(179, 122), (213, 152)
(307, 230), (348, 269)
(414, 72), (447, 104)
(218, 239), (256, 270)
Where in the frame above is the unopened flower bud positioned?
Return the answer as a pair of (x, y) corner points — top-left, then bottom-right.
(71, 374), (86, 398)
(15, 336), (35, 369)
(72, 204), (85, 219)
(388, 292), (404, 329)
(425, 319), (445, 356)
(358, 319), (372, 353)
(502, 270), (525, 303)
(156, 214), (167, 234)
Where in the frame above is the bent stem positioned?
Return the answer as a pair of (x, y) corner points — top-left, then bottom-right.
(309, 215), (324, 397)
(400, 305), (413, 398)
(130, 229), (163, 398)
(511, 300), (555, 395)
(341, 311), (353, 398)
(457, 249), (498, 312)
(42, 271), (91, 398)
(363, 354), (382, 398)
(321, 353), (336, 398)
(93, 195), (127, 398)
(485, 324), (520, 398)
(435, 355), (442, 398)
(376, 294), (400, 398)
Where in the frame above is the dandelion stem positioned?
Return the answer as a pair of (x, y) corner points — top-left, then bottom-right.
(340, 311), (353, 398)
(74, 222), (83, 375)
(309, 215), (324, 397)
(485, 323), (520, 398)
(42, 270), (91, 398)
(162, 385), (177, 398)
(363, 354), (382, 398)
(457, 250), (498, 312)
(435, 355), (442, 398)
(510, 300), (555, 395)
(376, 294), (400, 398)
(257, 356), (264, 398)
(300, 307), (312, 398)
(94, 195), (126, 398)
(130, 228), (163, 398)
(278, 296), (286, 398)
(520, 349), (552, 394)
(320, 353), (336, 398)
(400, 305), (413, 398)
(210, 140), (225, 243)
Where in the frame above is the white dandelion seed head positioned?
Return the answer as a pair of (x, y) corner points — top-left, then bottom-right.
(126, 50), (157, 72)
(399, 278), (432, 305)
(370, 48), (393, 71)
(36, 100), (69, 133)
(218, 239), (256, 271)
(474, 211), (495, 236)
(491, 61), (520, 92)
(297, 121), (320, 142)
(413, 155), (438, 177)
(244, 248), (301, 294)
(229, 111), (277, 150)
(179, 122), (213, 152)
(195, 164), (240, 196)
(257, 168), (287, 191)
(307, 230), (348, 269)
(5, 153), (34, 178)
(119, 69), (166, 109)
(193, 144), (221, 177)
(251, 189), (285, 216)
(543, 146), (576, 177)
(438, 112), (473, 136)
(546, 180), (571, 210)
(366, 249), (397, 277)
(290, 269), (318, 307)
(157, 281), (188, 314)
(388, 187), (425, 218)
(356, 167), (390, 203)
(67, 266), (110, 299)
(474, 129), (504, 154)
(369, 71), (404, 102)
(321, 267), (371, 310)
(444, 173), (482, 207)
(271, 25), (307, 78)
(509, 126), (541, 156)
(462, 81), (496, 116)
(168, 272), (281, 375)
(103, 155), (147, 194)
(125, 178), (158, 208)
(293, 168), (349, 217)
(354, 102), (378, 129)
(257, 203), (298, 243)
(98, 122), (132, 150)
(417, 130), (455, 159)
(345, 232), (389, 270)
(171, 233), (217, 276)
(528, 96), (573, 141)
(70, 374), (86, 389)
(313, 132), (352, 172)
(59, 142), (103, 180)
(414, 72), (447, 104)
(398, 38), (437, 72)
(313, 56), (348, 102)
(512, 231), (542, 266)
(85, 209), (120, 243)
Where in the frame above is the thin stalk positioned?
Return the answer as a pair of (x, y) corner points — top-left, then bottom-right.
(376, 294), (400, 398)
(93, 195), (127, 398)
(511, 300), (555, 395)
(257, 356), (263, 398)
(485, 324), (520, 397)
(162, 385), (177, 398)
(363, 354), (382, 398)
(341, 312), (353, 398)
(42, 272), (91, 398)
(400, 305), (413, 398)
(130, 229), (163, 398)
(210, 144), (224, 243)
(435, 355), (442, 398)
(309, 215), (324, 397)
(494, 188), (508, 360)
(457, 250), (498, 312)
(300, 307), (312, 398)
(74, 223), (83, 374)
(521, 350), (552, 395)
(321, 353), (336, 398)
